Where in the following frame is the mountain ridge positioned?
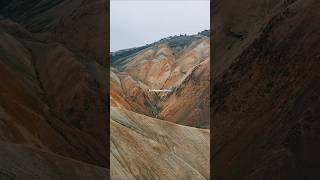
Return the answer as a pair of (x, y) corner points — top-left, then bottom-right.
(111, 30), (209, 68)
(110, 33), (210, 128)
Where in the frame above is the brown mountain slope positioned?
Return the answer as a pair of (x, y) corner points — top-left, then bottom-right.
(0, 142), (107, 180)
(110, 107), (209, 179)
(111, 36), (210, 128)
(110, 35), (210, 179)
(212, 0), (320, 179)
(0, 0), (108, 177)
(161, 58), (210, 127)
(0, 18), (107, 166)
(1, 0), (108, 66)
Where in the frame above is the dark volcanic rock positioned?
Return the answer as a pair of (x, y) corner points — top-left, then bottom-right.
(0, 142), (108, 180)
(0, 0), (108, 177)
(1, 0), (108, 66)
(211, 0), (320, 179)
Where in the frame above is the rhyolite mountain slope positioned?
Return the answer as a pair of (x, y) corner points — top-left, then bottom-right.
(0, 0), (108, 179)
(211, 0), (320, 179)
(110, 107), (209, 179)
(111, 34), (210, 128)
(110, 33), (210, 179)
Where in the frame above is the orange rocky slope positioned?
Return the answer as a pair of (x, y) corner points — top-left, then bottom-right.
(111, 35), (210, 128)
(110, 33), (210, 179)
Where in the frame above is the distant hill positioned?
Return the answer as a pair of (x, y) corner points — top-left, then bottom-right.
(110, 30), (209, 69)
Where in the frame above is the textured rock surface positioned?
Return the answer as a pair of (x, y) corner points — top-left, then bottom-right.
(1, 0), (108, 66)
(0, 142), (108, 180)
(111, 35), (210, 128)
(110, 34), (210, 179)
(110, 107), (209, 180)
(211, 0), (320, 179)
(0, 0), (108, 179)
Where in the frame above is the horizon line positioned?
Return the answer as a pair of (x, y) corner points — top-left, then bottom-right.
(110, 29), (210, 52)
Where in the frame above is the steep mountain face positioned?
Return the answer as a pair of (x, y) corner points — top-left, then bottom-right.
(0, 0), (108, 179)
(211, 0), (320, 179)
(111, 35), (210, 128)
(110, 33), (210, 179)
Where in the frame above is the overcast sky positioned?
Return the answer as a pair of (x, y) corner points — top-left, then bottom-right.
(111, 0), (210, 52)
